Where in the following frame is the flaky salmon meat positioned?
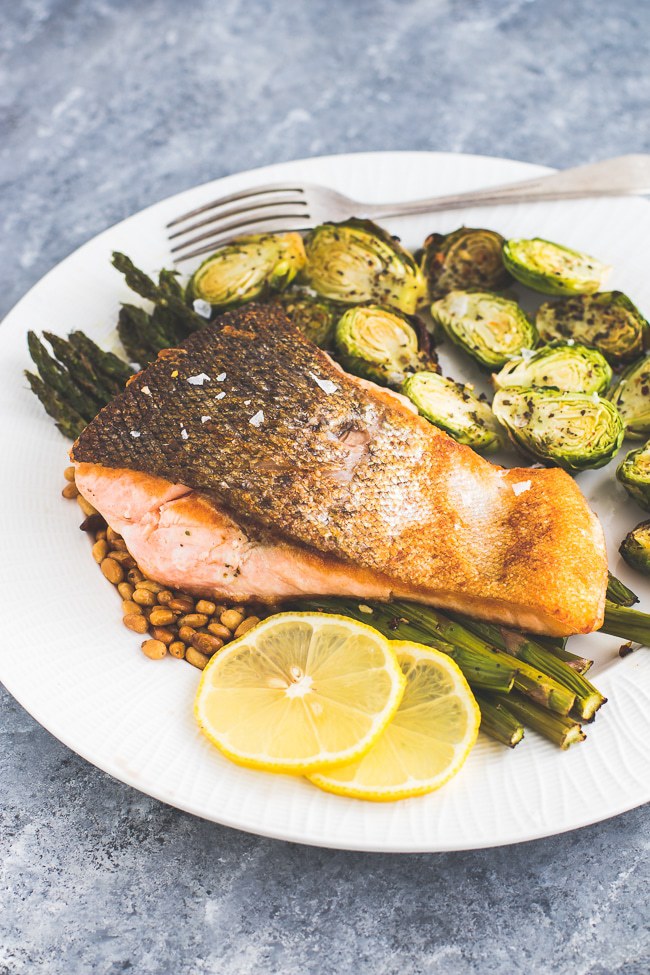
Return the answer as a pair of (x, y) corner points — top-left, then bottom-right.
(72, 304), (608, 636)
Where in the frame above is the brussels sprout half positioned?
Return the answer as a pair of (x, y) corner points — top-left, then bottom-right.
(334, 304), (437, 389)
(302, 219), (426, 314)
(619, 520), (650, 576)
(492, 387), (625, 472)
(420, 227), (511, 298)
(186, 233), (306, 313)
(607, 355), (650, 439)
(402, 371), (502, 452)
(274, 291), (340, 348)
(430, 290), (537, 370)
(493, 343), (612, 395)
(503, 238), (610, 295)
(617, 441), (650, 511)
(536, 292), (648, 366)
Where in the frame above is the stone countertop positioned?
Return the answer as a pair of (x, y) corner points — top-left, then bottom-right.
(1, 1), (649, 972)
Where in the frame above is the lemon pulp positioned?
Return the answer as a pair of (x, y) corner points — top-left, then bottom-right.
(194, 612), (406, 774)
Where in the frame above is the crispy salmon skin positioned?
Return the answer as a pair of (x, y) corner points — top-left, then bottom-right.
(72, 304), (607, 636)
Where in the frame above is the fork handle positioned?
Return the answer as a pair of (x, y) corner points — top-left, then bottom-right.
(356, 155), (650, 220)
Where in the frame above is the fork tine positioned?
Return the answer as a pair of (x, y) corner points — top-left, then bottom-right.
(173, 217), (312, 263)
(170, 209), (312, 255)
(167, 183), (306, 228)
(168, 195), (308, 241)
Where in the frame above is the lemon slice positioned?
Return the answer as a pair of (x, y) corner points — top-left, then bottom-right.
(194, 613), (406, 774)
(308, 641), (480, 801)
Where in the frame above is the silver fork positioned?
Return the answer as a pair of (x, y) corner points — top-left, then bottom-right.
(167, 154), (650, 262)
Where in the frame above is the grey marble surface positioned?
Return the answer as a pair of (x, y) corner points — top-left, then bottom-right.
(1, 1), (649, 972)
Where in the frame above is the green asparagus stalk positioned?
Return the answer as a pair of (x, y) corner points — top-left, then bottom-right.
(457, 617), (605, 720)
(67, 331), (133, 387)
(116, 305), (162, 364)
(474, 693), (524, 748)
(490, 693), (586, 749)
(25, 371), (87, 439)
(112, 252), (203, 336)
(295, 598), (516, 693)
(27, 331), (100, 419)
(532, 637), (592, 674)
(43, 331), (116, 406)
(158, 267), (185, 299)
(112, 251), (170, 303)
(390, 600), (575, 714)
(602, 602), (650, 647)
(606, 572), (640, 607)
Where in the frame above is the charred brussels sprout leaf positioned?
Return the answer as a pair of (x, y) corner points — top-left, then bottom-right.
(492, 387), (624, 472)
(302, 219), (426, 314)
(493, 343), (612, 395)
(274, 292), (340, 348)
(186, 233), (306, 313)
(619, 520), (650, 576)
(421, 227), (511, 298)
(335, 304), (437, 389)
(607, 355), (650, 439)
(430, 290), (537, 370)
(403, 371), (502, 452)
(617, 441), (650, 511)
(503, 238), (610, 295)
(536, 292), (648, 366)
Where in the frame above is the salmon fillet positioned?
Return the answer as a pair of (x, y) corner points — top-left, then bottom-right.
(72, 304), (607, 636)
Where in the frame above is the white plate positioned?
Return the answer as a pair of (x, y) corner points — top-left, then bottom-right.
(1, 151), (649, 852)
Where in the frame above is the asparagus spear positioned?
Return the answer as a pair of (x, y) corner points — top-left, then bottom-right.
(606, 572), (640, 607)
(474, 693), (524, 748)
(43, 331), (115, 406)
(117, 305), (160, 364)
(490, 693), (586, 749)
(112, 252), (203, 336)
(390, 600), (575, 714)
(532, 638), (592, 675)
(602, 602), (650, 647)
(158, 267), (185, 298)
(27, 331), (100, 419)
(25, 371), (87, 439)
(457, 617), (605, 720)
(67, 331), (133, 387)
(119, 302), (178, 360)
(295, 598), (516, 693)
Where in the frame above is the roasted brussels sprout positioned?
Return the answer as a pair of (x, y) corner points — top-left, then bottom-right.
(334, 304), (436, 388)
(607, 355), (650, 439)
(302, 219), (426, 314)
(430, 290), (537, 370)
(420, 227), (511, 298)
(619, 520), (650, 576)
(274, 292), (340, 348)
(402, 371), (502, 452)
(493, 343), (612, 395)
(617, 441), (650, 511)
(503, 238), (610, 295)
(492, 387), (625, 472)
(186, 233), (306, 312)
(536, 292), (648, 366)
